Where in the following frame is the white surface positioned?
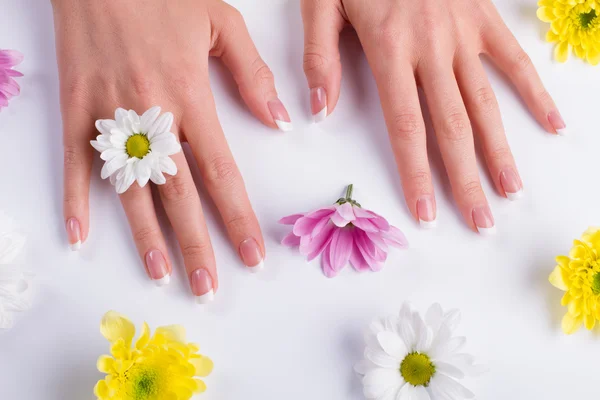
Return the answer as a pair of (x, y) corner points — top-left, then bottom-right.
(0, 0), (599, 399)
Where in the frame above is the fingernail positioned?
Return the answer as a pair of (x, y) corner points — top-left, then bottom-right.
(190, 268), (214, 304)
(145, 249), (170, 286)
(66, 217), (81, 251)
(548, 111), (567, 136)
(500, 169), (523, 201)
(417, 196), (437, 229)
(239, 238), (264, 273)
(472, 206), (496, 236)
(267, 98), (293, 132)
(310, 87), (327, 123)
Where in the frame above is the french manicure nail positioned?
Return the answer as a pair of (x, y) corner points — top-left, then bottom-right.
(417, 196), (437, 229)
(310, 87), (327, 123)
(190, 268), (214, 304)
(267, 98), (293, 132)
(472, 206), (496, 236)
(500, 169), (523, 201)
(239, 238), (264, 273)
(66, 217), (81, 251)
(548, 111), (568, 136)
(145, 249), (170, 286)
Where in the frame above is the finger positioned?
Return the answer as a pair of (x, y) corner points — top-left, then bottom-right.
(483, 9), (566, 135)
(210, 4), (293, 132)
(358, 38), (436, 227)
(158, 150), (218, 304)
(419, 60), (495, 235)
(119, 184), (172, 286)
(455, 52), (523, 201)
(182, 91), (265, 274)
(301, 0), (345, 122)
(62, 105), (94, 250)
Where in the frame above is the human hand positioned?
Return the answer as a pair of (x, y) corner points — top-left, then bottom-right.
(301, 0), (565, 233)
(52, 0), (292, 301)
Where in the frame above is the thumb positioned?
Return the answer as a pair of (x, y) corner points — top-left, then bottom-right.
(301, 0), (345, 122)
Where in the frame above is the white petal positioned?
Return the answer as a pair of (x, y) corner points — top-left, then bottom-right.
(354, 359), (377, 376)
(90, 137), (112, 153)
(442, 354), (487, 376)
(151, 135), (181, 156)
(159, 156), (177, 176)
(115, 108), (128, 124)
(116, 163), (136, 194)
(366, 347), (401, 369)
(415, 326), (434, 354)
(109, 172), (118, 186)
(397, 315), (416, 351)
(425, 303), (444, 332)
(100, 148), (125, 161)
(128, 109), (140, 125)
(150, 167), (166, 185)
(101, 154), (128, 179)
(379, 384), (405, 400)
(430, 374), (474, 399)
(412, 386), (431, 400)
(377, 331), (408, 360)
(109, 128), (129, 146)
(443, 309), (461, 332)
(140, 106), (161, 133)
(0, 233), (25, 264)
(363, 369), (403, 399)
(434, 362), (465, 379)
(0, 279), (32, 311)
(148, 111), (173, 139)
(135, 157), (152, 187)
(0, 306), (14, 330)
(95, 119), (113, 136)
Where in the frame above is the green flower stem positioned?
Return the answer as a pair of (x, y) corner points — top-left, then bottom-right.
(345, 184), (354, 201)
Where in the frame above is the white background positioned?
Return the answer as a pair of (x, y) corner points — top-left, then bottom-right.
(1, 0), (599, 399)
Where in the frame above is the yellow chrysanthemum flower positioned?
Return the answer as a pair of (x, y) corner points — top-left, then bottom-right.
(537, 0), (600, 65)
(549, 228), (600, 334)
(94, 311), (213, 400)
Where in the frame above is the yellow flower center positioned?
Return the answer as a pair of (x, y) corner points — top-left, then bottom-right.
(579, 9), (597, 29)
(400, 352), (436, 387)
(126, 134), (150, 159)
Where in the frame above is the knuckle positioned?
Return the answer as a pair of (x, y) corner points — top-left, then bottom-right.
(133, 226), (160, 244)
(61, 77), (93, 110)
(474, 87), (497, 112)
(487, 145), (512, 163)
(512, 49), (532, 73)
(390, 112), (423, 141)
(538, 89), (553, 106)
(225, 213), (254, 231)
(161, 175), (195, 204)
(130, 74), (153, 99)
(442, 111), (471, 143)
(63, 146), (83, 170)
(377, 17), (403, 50)
(181, 241), (212, 259)
(405, 170), (431, 189)
(303, 47), (328, 74)
(63, 194), (80, 210)
(251, 58), (275, 87)
(462, 180), (483, 199)
(205, 155), (240, 189)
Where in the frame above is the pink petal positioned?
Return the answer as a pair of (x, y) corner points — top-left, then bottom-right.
(279, 214), (304, 225)
(282, 232), (301, 247)
(382, 226), (409, 248)
(0, 50), (24, 67)
(306, 223), (335, 261)
(0, 93), (8, 107)
(352, 207), (375, 218)
(355, 230), (386, 262)
(5, 69), (23, 78)
(311, 215), (331, 238)
(321, 244), (337, 278)
(349, 240), (369, 271)
(305, 206), (336, 219)
(365, 231), (389, 253)
(337, 202), (356, 220)
(293, 216), (321, 236)
(329, 227), (353, 272)
(369, 214), (390, 231)
(352, 218), (379, 232)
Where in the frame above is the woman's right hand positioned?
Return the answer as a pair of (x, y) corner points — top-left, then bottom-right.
(52, 0), (292, 302)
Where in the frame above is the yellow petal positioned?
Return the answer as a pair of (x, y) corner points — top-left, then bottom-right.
(155, 325), (187, 344)
(135, 322), (151, 350)
(97, 355), (115, 374)
(584, 313), (596, 330)
(587, 50), (600, 65)
(190, 355), (214, 377)
(561, 292), (572, 306)
(94, 380), (110, 399)
(549, 266), (568, 290)
(546, 30), (560, 42)
(555, 41), (570, 62)
(194, 379), (207, 393)
(101, 311), (136, 346)
(562, 313), (583, 334)
(537, 6), (556, 22)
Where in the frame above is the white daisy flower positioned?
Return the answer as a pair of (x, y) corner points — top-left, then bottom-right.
(0, 211), (32, 331)
(91, 106), (182, 194)
(354, 303), (484, 400)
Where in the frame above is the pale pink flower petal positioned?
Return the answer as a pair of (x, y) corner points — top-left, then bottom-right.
(352, 218), (380, 232)
(321, 245), (337, 278)
(305, 223), (335, 261)
(0, 50), (23, 111)
(279, 214), (304, 225)
(381, 226), (409, 248)
(282, 232), (301, 247)
(293, 216), (322, 236)
(329, 227), (354, 271)
(306, 207), (336, 219)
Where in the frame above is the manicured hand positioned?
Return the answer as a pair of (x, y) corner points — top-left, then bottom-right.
(53, 0), (292, 301)
(301, 0), (565, 233)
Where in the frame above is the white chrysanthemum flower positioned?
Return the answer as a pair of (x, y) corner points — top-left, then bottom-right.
(91, 107), (182, 194)
(0, 211), (32, 331)
(354, 303), (484, 400)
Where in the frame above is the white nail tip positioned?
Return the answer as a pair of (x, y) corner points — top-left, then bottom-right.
(556, 128), (568, 136)
(196, 290), (215, 304)
(477, 226), (497, 236)
(419, 219), (437, 229)
(313, 106), (327, 123)
(70, 241), (81, 251)
(275, 120), (293, 132)
(506, 189), (524, 201)
(248, 260), (265, 273)
(154, 275), (170, 287)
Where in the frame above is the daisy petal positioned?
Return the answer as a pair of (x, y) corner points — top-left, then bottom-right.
(363, 368), (403, 390)
(148, 111), (174, 139)
(150, 167), (167, 185)
(376, 331), (408, 360)
(135, 157), (152, 187)
(159, 156), (177, 176)
(430, 374), (474, 399)
(435, 361), (465, 379)
(151, 136), (181, 155)
(365, 347), (400, 369)
(140, 106), (161, 132)
(101, 154), (128, 180)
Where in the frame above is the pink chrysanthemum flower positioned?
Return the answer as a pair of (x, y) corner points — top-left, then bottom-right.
(0, 50), (24, 111)
(280, 184), (408, 278)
